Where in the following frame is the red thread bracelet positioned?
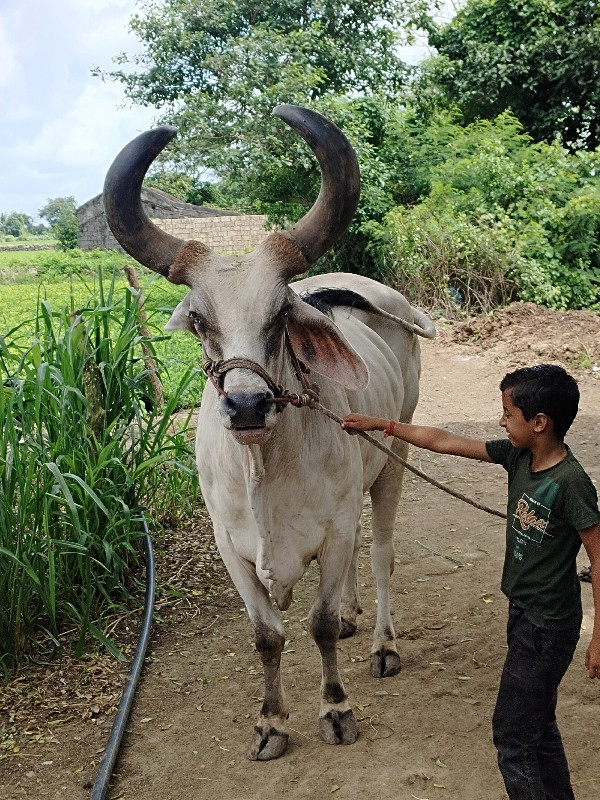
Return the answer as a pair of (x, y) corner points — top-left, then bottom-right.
(383, 420), (396, 438)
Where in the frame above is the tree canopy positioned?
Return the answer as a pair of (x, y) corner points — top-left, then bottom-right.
(98, 0), (599, 309)
(423, 0), (600, 151)
(38, 196), (77, 228)
(0, 212), (34, 238)
(100, 0), (433, 192)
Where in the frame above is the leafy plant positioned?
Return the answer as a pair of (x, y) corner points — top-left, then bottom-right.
(54, 209), (79, 251)
(422, 0), (600, 151)
(0, 271), (198, 673)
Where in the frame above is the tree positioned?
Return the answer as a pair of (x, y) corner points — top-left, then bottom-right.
(421, 0), (600, 151)
(38, 196), (77, 229)
(54, 209), (79, 250)
(100, 0), (433, 205)
(145, 171), (218, 206)
(0, 211), (34, 238)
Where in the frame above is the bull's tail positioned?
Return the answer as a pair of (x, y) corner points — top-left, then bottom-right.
(373, 304), (437, 339)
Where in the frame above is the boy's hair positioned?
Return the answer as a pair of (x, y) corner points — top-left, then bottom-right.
(500, 364), (579, 439)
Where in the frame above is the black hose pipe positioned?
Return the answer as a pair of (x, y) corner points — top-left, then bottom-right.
(91, 519), (155, 800)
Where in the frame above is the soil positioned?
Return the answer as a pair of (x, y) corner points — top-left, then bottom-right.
(2, 301), (600, 800)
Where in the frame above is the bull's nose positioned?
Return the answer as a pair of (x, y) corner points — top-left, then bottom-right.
(222, 392), (271, 428)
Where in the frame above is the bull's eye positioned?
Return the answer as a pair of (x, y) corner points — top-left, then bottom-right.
(279, 304), (292, 321)
(188, 310), (203, 325)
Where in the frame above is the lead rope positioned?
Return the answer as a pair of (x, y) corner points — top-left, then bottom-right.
(202, 338), (507, 520)
(307, 400), (506, 520)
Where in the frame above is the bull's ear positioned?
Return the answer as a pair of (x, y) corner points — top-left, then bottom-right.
(287, 298), (369, 390)
(164, 293), (199, 336)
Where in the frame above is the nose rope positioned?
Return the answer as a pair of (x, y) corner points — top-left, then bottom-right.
(201, 340), (505, 519)
(202, 356), (285, 397)
(307, 400), (507, 520)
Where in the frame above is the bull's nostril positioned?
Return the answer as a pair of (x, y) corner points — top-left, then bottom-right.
(221, 391), (273, 427)
(222, 396), (237, 418)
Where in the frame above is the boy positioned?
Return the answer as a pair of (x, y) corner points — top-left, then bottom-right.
(342, 364), (600, 799)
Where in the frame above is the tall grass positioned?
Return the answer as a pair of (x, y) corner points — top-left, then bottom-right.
(0, 270), (198, 675)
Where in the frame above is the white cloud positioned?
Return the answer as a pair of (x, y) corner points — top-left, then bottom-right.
(0, 17), (19, 88)
(16, 82), (154, 168)
(0, 1), (155, 219)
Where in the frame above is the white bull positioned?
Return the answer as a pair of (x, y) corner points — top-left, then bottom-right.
(103, 105), (435, 760)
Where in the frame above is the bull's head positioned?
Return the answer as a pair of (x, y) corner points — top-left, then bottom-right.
(103, 106), (368, 444)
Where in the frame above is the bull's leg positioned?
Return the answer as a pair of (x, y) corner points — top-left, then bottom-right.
(339, 519), (363, 638)
(215, 532), (289, 761)
(368, 440), (407, 678)
(310, 546), (358, 745)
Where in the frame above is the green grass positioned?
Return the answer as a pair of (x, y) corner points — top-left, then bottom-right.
(0, 247), (134, 282)
(0, 253), (205, 409)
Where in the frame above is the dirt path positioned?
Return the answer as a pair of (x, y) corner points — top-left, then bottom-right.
(2, 306), (600, 800)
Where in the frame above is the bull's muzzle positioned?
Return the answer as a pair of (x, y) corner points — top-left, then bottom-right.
(221, 391), (276, 444)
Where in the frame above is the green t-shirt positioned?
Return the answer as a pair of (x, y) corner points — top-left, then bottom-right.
(486, 439), (600, 630)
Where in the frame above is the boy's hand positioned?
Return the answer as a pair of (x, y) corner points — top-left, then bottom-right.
(585, 636), (600, 679)
(341, 414), (386, 434)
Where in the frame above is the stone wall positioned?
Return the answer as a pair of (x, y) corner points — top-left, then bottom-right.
(153, 214), (269, 254)
(76, 189), (269, 254)
(78, 216), (123, 251)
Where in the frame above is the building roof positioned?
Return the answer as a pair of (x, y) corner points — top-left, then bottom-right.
(76, 187), (238, 223)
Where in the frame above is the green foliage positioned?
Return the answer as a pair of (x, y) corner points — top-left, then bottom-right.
(0, 212), (35, 239)
(422, 0), (600, 151)
(38, 196), (77, 228)
(0, 248), (131, 282)
(0, 254), (206, 410)
(99, 0), (431, 203)
(369, 111), (600, 312)
(54, 208), (79, 251)
(0, 272), (198, 670)
(146, 170), (219, 206)
(379, 202), (518, 314)
(37, 196), (79, 251)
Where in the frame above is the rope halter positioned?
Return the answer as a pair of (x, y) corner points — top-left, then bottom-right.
(201, 329), (320, 410)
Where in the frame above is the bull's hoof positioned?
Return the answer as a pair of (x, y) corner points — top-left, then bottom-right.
(339, 617), (357, 639)
(248, 724), (289, 761)
(370, 649), (401, 678)
(319, 709), (358, 745)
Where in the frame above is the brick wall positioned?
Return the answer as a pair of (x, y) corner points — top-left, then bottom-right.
(153, 214), (269, 254)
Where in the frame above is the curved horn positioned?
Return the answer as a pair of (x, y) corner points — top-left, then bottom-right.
(103, 127), (186, 279)
(273, 105), (360, 270)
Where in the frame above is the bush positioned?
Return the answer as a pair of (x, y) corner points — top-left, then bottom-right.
(54, 209), (79, 250)
(378, 201), (518, 315)
(371, 111), (600, 311)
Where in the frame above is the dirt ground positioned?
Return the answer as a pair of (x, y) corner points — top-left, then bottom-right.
(2, 302), (600, 800)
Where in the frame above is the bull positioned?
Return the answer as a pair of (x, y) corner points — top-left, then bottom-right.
(103, 105), (435, 760)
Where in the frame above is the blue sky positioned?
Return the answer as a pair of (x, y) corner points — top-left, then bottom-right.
(0, 0), (155, 222)
(0, 0), (448, 224)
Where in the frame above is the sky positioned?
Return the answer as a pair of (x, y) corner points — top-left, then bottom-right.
(0, 0), (451, 225)
(0, 0), (155, 222)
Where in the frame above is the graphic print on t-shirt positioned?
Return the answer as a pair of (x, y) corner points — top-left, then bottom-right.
(511, 492), (552, 545)
(510, 478), (560, 569)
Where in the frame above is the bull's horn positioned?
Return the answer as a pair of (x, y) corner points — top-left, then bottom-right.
(273, 105), (360, 271)
(103, 127), (187, 280)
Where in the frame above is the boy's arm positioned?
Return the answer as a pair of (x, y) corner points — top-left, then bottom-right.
(341, 414), (493, 462)
(579, 523), (600, 679)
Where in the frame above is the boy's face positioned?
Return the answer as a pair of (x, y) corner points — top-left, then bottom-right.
(499, 389), (539, 448)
